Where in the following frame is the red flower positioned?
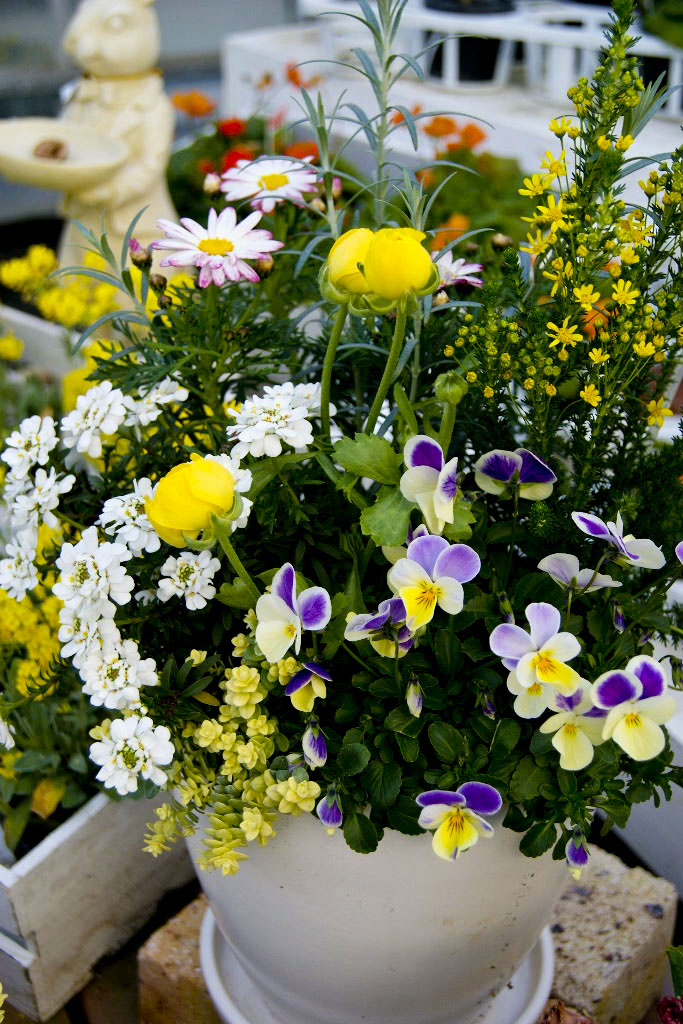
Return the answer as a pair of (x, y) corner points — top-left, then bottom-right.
(220, 145), (255, 173)
(197, 158), (216, 175)
(284, 140), (319, 161)
(217, 118), (247, 138)
(657, 997), (683, 1024)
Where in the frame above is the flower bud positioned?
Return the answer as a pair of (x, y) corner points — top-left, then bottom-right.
(491, 232), (514, 250)
(149, 273), (167, 295)
(146, 453), (235, 547)
(129, 237), (152, 269)
(255, 254), (275, 277)
(612, 602), (625, 633)
(327, 228), (374, 295)
(406, 678), (423, 718)
(434, 370), (468, 406)
(302, 716), (327, 768)
(433, 290), (449, 307)
(317, 786), (343, 830)
(362, 227), (434, 301)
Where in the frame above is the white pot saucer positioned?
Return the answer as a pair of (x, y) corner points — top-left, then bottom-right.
(200, 907), (555, 1024)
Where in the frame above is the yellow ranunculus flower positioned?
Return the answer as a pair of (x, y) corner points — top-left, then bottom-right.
(146, 454), (235, 547)
(362, 227), (433, 300)
(327, 228), (374, 294)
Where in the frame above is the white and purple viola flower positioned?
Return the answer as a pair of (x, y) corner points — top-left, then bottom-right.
(344, 597), (414, 659)
(566, 834), (589, 879)
(474, 447), (556, 501)
(506, 671), (556, 720)
(538, 553), (622, 593)
(490, 602), (581, 694)
(572, 511), (665, 570)
(399, 436), (459, 535)
(302, 716), (327, 768)
(538, 681), (606, 770)
(387, 534), (481, 632)
(317, 786), (343, 831)
(284, 661), (331, 713)
(255, 564), (331, 664)
(406, 678), (423, 718)
(675, 540), (683, 565)
(592, 655), (676, 761)
(416, 782), (502, 861)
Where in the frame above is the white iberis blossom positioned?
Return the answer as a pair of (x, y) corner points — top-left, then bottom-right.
(53, 526), (134, 620)
(97, 478), (161, 556)
(60, 381), (132, 459)
(157, 549), (221, 610)
(90, 715), (174, 795)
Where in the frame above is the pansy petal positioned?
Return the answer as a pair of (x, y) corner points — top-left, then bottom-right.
(303, 661), (332, 682)
(626, 656), (667, 698)
(255, 592), (297, 624)
(434, 576), (464, 615)
(592, 670), (642, 709)
(382, 597), (407, 624)
(456, 781), (502, 815)
(255, 620), (298, 663)
(285, 669), (312, 694)
(474, 470), (507, 496)
(344, 613), (375, 640)
(406, 535), (449, 577)
(400, 465), (439, 503)
(434, 458), (458, 520)
(513, 682), (549, 718)
(619, 537), (665, 570)
(526, 602), (562, 649)
(519, 481), (555, 501)
(401, 585), (439, 630)
(566, 839), (589, 869)
(432, 811), (480, 859)
(538, 553), (579, 587)
(417, 805), (449, 828)
(404, 435), (444, 471)
(516, 448), (556, 485)
(388, 557), (430, 594)
(272, 562), (297, 613)
(612, 714), (665, 761)
(580, 715), (608, 745)
(535, 658), (581, 690)
(552, 685), (588, 713)
(544, 632), (581, 662)
(539, 711), (571, 733)
(470, 813), (495, 837)
(572, 511), (611, 538)
(474, 449), (521, 483)
(416, 789), (466, 807)
(298, 587), (331, 631)
(636, 694), (677, 724)
(676, 540), (683, 565)
(433, 543), (481, 584)
(552, 724), (594, 770)
(489, 623), (534, 660)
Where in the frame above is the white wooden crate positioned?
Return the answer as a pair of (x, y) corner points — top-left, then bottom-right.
(0, 792), (194, 1021)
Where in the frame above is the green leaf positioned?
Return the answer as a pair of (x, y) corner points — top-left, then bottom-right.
(216, 578), (254, 609)
(360, 487), (413, 546)
(248, 452), (311, 499)
(67, 753), (89, 775)
(519, 821), (558, 858)
(587, 608), (610, 642)
(667, 946), (683, 997)
(333, 433), (401, 485)
(442, 499), (476, 542)
(343, 811), (380, 853)
(428, 722), (467, 763)
(395, 733), (420, 761)
(14, 751), (58, 773)
(384, 706), (424, 738)
(509, 757), (552, 803)
(3, 798), (31, 850)
(361, 760), (402, 809)
(491, 720), (521, 757)
(336, 742), (372, 776)
(387, 794), (423, 835)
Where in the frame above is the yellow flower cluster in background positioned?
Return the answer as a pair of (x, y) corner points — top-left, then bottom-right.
(0, 333), (23, 361)
(0, 585), (61, 700)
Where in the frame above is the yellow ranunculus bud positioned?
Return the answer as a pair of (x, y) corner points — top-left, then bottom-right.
(362, 227), (433, 300)
(146, 453), (234, 547)
(327, 228), (374, 294)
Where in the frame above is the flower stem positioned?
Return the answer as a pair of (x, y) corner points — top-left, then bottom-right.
(438, 403), (457, 454)
(320, 302), (349, 441)
(211, 517), (260, 605)
(364, 305), (407, 434)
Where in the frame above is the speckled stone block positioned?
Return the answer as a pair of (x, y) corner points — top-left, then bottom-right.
(549, 847), (677, 1024)
(138, 895), (220, 1024)
(538, 1001), (596, 1023)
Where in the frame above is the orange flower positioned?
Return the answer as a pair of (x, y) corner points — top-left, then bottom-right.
(285, 63), (321, 89)
(171, 90), (216, 118)
(217, 118), (246, 138)
(431, 212), (470, 252)
(582, 298), (609, 340)
(256, 72), (274, 90)
(448, 122), (487, 151)
(284, 140), (319, 161)
(197, 158), (216, 175)
(423, 115), (458, 138)
(391, 104), (422, 125)
(416, 168), (435, 188)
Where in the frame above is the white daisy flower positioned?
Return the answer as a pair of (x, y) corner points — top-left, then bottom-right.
(97, 478), (160, 556)
(53, 526), (134, 620)
(152, 207), (283, 288)
(58, 607), (120, 670)
(220, 156), (319, 213)
(1, 415), (57, 479)
(80, 639), (158, 711)
(205, 454), (253, 531)
(10, 467), (75, 531)
(432, 251), (483, 288)
(90, 715), (174, 794)
(225, 386), (315, 458)
(60, 381), (132, 460)
(157, 549), (221, 611)
(124, 378), (189, 429)
(0, 528), (38, 600)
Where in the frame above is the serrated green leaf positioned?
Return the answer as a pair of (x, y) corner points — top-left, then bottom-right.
(361, 760), (402, 809)
(343, 811), (380, 853)
(428, 722), (467, 763)
(334, 433), (401, 484)
(216, 578), (254, 610)
(519, 821), (558, 858)
(395, 733), (420, 761)
(360, 487), (414, 546)
(337, 742), (372, 776)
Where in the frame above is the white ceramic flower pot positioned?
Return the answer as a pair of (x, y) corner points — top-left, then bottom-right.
(186, 810), (567, 1024)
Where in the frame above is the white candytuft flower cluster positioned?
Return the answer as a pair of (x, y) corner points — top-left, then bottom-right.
(97, 478), (161, 556)
(90, 715), (174, 794)
(225, 381), (329, 459)
(60, 381), (132, 459)
(10, 467), (76, 531)
(124, 377), (189, 429)
(0, 529), (39, 601)
(80, 639), (158, 711)
(1, 415), (58, 480)
(53, 526), (135, 619)
(157, 549), (221, 610)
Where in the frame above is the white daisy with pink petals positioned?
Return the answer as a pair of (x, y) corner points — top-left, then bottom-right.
(220, 157), (319, 213)
(152, 207), (283, 288)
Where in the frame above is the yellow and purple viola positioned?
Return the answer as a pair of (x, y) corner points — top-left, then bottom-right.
(537, 552), (622, 593)
(592, 655), (676, 761)
(489, 601), (581, 694)
(416, 782), (503, 861)
(286, 662), (332, 713)
(572, 511), (665, 569)
(255, 564), (331, 663)
(387, 534), (481, 631)
(302, 715), (327, 768)
(344, 597), (414, 658)
(565, 833), (589, 879)
(317, 785), (343, 831)
(474, 447), (556, 501)
(399, 435), (459, 535)
(538, 681), (606, 770)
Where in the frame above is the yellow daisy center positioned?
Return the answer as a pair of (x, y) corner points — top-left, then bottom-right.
(624, 712), (642, 729)
(198, 238), (234, 256)
(259, 172), (289, 191)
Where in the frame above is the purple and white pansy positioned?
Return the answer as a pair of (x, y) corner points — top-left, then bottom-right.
(506, 671), (556, 720)
(416, 782), (503, 861)
(317, 786), (343, 830)
(676, 540), (683, 565)
(344, 598), (414, 658)
(538, 681), (606, 770)
(489, 602), (581, 694)
(592, 655), (676, 761)
(285, 662), (331, 713)
(387, 534), (481, 631)
(255, 564), (331, 664)
(474, 447), (556, 501)
(565, 835), (589, 879)
(399, 436), (459, 535)
(538, 553), (622, 593)
(302, 716), (327, 768)
(572, 511), (665, 570)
